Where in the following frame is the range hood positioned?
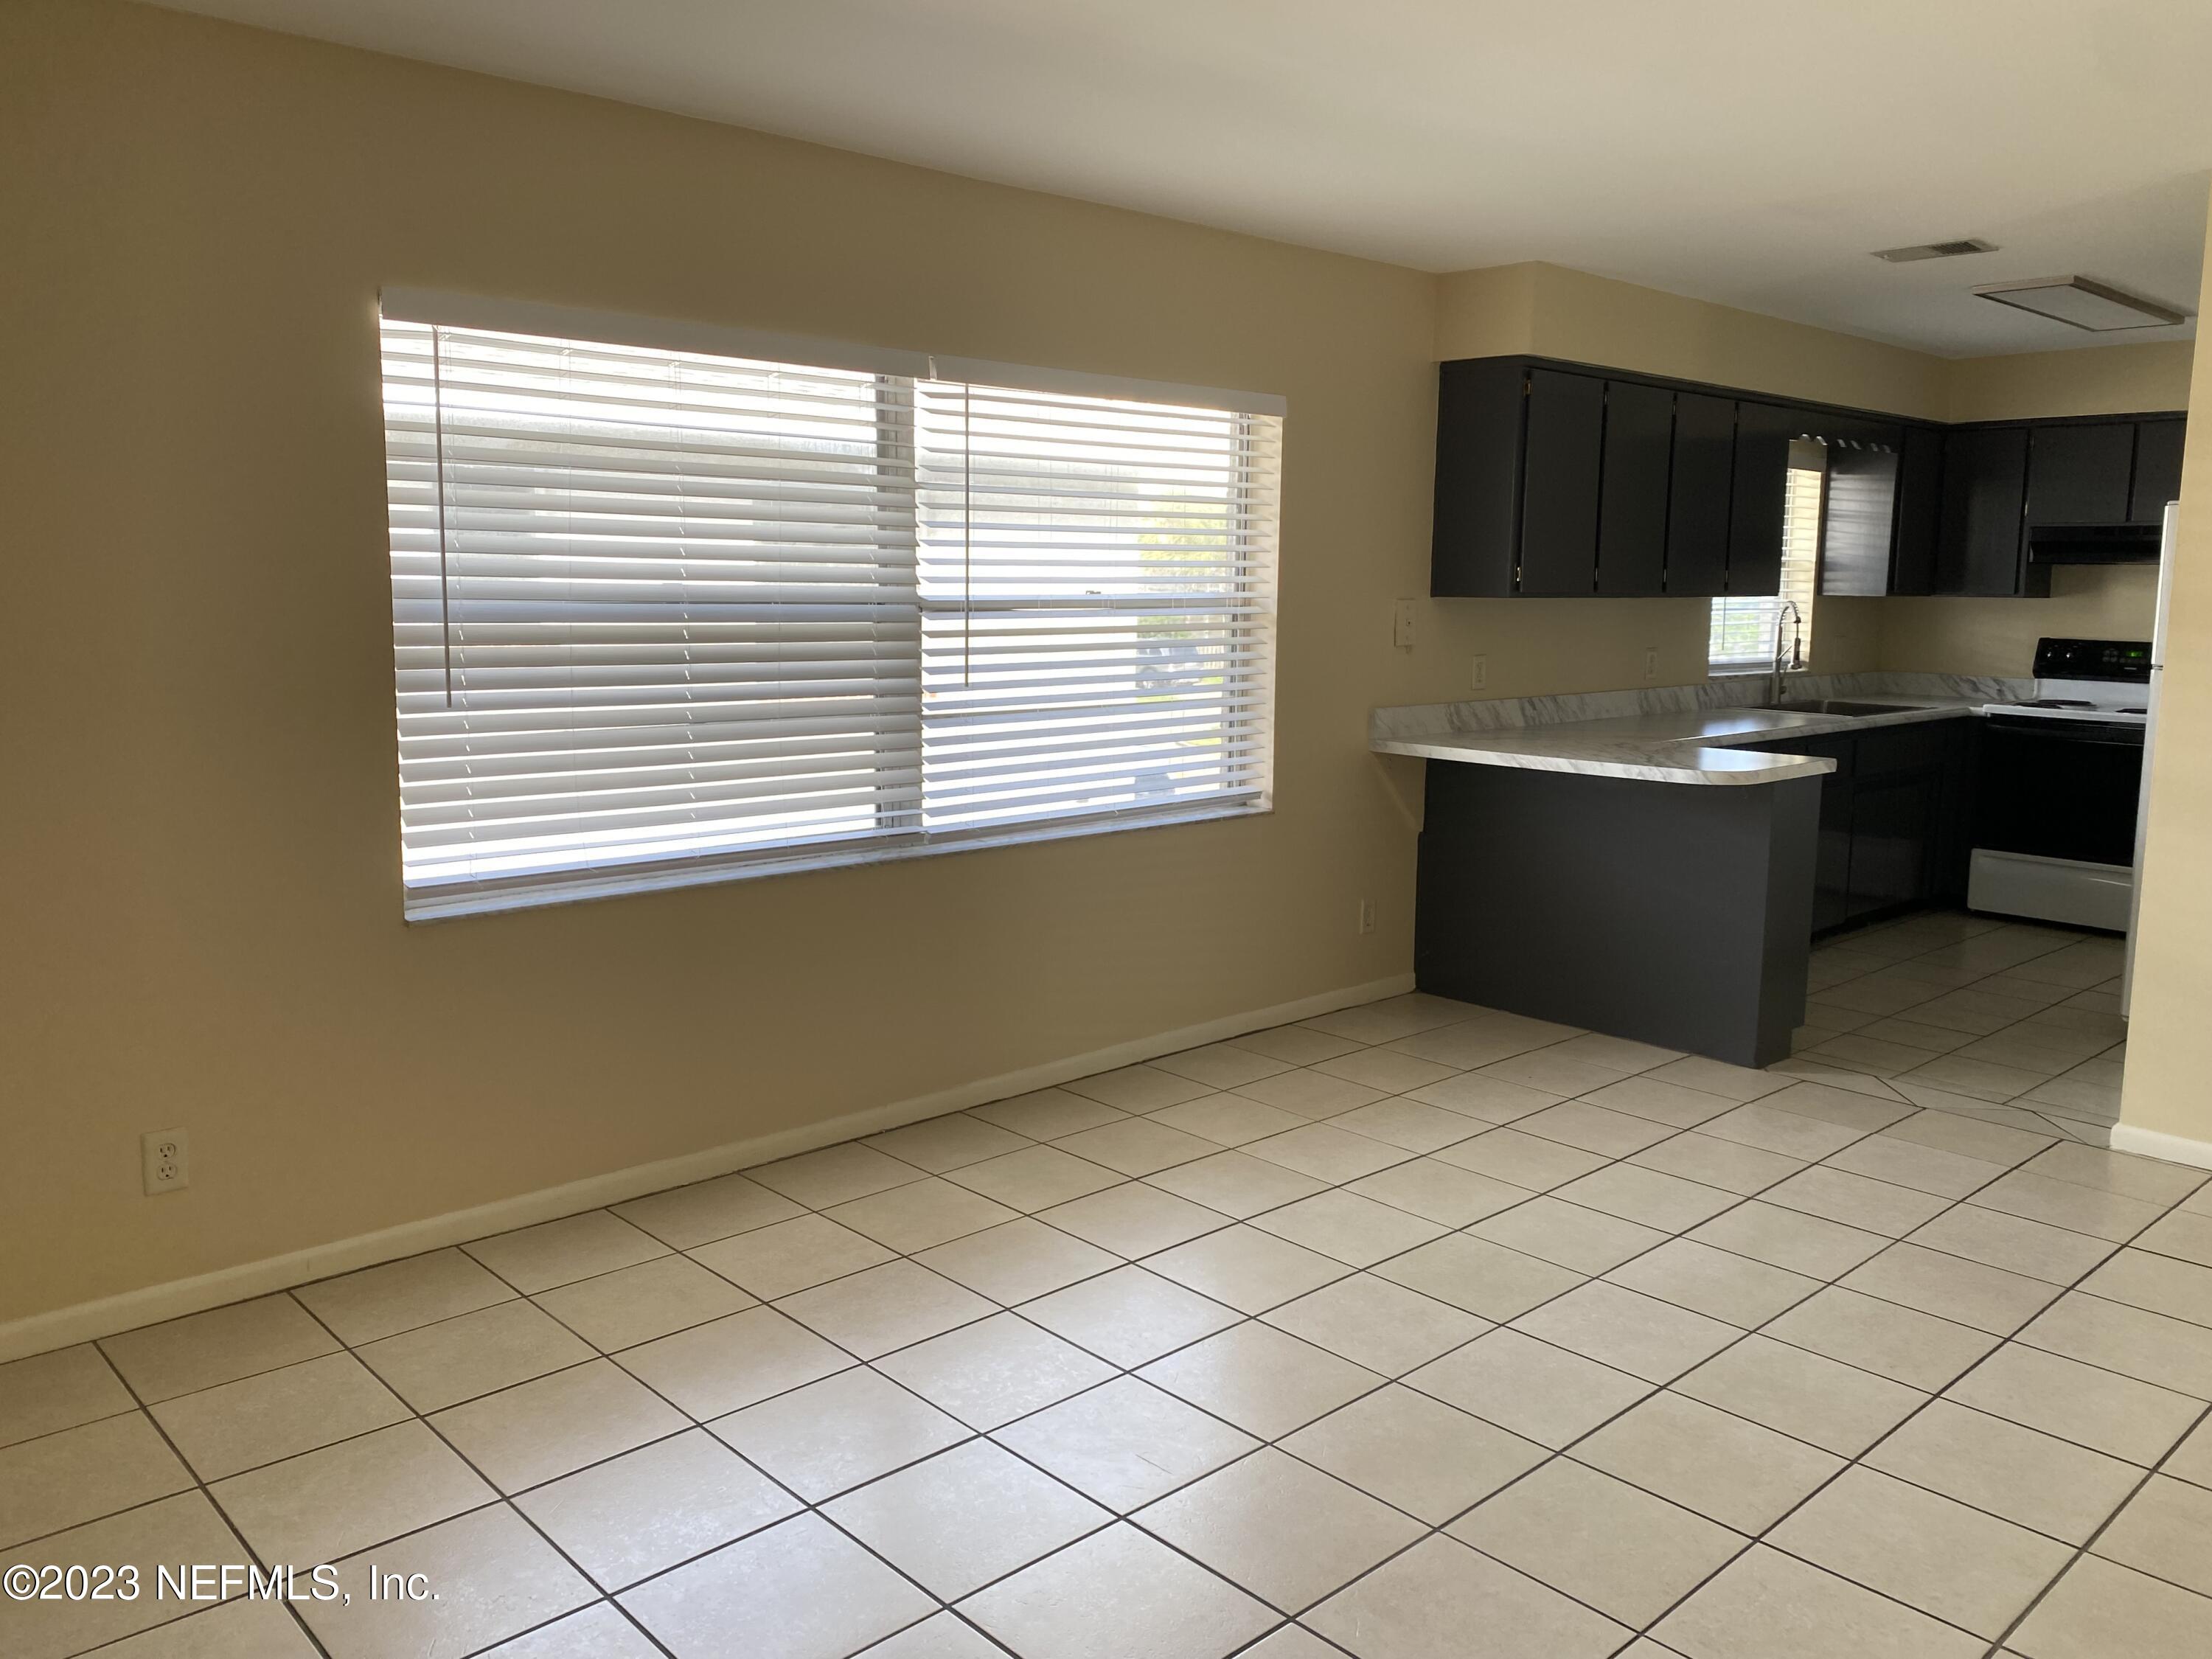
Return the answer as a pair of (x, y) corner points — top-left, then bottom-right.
(2028, 523), (2163, 565)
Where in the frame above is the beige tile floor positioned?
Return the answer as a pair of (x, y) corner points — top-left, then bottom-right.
(4, 911), (2209, 1659)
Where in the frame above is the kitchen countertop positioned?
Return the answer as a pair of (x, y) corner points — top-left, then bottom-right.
(1371, 696), (1986, 785)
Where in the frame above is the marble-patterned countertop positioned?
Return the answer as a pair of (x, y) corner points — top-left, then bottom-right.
(1369, 673), (2021, 787)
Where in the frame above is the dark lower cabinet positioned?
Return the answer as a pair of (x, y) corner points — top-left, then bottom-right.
(1740, 717), (1974, 938)
(1778, 734), (1854, 933)
(1848, 772), (1944, 920)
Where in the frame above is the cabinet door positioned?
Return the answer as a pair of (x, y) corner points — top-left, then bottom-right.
(1847, 771), (1941, 920)
(1937, 425), (2029, 596)
(1430, 359), (1529, 597)
(1819, 445), (1901, 597)
(2132, 418), (2187, 524)
(1595, 381), (1674, 597)
(1666, 392), (1735, 597)
(1725, 402), (1796, 596)
(1889, 425), (1944, 596)
(1517, 369), (1604, 596)
(1737, 734), (1853, 933)
(1931, 719), (1978, 904)
(2028, 422), (2133, 525)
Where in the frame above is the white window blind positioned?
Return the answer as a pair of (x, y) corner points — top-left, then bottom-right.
(380, 299), (1281, 917)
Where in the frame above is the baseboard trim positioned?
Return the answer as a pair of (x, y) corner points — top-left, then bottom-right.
(2108, 1121), (2212, 1173)
(0, 972), (1416, 1363)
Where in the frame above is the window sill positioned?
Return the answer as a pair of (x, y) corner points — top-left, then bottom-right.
(401, 799), (1271, 922)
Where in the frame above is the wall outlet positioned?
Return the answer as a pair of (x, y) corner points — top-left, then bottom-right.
(142, 1128), (189, 1195)
(1644, 646), (1660, 681)
(1391, 601), (1416, 651)
(1357, 898), (1377, 936)
(1471, 654), (1489, 691)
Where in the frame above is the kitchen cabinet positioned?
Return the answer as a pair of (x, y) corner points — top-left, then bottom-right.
(1517, 369), (1607, 596)
(1431, 358), (1528, 597)
(1739, 717), (1974, 936)
(1433, 356), (2180, 602)
(1725, 402), (1795, 597)
(1819, 446), (1903, 597)
(1665, 392), (1736, 598)
(1937, 425), (2032, 596)
(1888, 424), (1945, 596)
(1596, 380), (1674, 597)
(2028, 422), (2135, 526)
(2132, 418), (2187, 523)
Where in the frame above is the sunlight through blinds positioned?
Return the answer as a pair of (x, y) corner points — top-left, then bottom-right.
(380, 305), (1281, 916)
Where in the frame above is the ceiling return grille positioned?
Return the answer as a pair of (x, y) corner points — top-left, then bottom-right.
(380, 303), (1281, 917)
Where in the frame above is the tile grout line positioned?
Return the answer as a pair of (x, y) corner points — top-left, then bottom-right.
(63, 1322), (340, 1659)
(1977, 1394), (2212, 1658)
(1589, 1138), (2182, 1650)
(18, 912), (2199, 1659)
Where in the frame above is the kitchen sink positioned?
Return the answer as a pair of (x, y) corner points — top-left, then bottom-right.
(1753, 699), (1933, 717)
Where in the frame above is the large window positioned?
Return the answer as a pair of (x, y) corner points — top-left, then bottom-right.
(380, 294), (1281, 918)
(1708, 440), (1825, 672)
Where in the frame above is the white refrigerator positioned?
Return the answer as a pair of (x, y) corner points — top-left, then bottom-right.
(2121, 499), (2180, 1015)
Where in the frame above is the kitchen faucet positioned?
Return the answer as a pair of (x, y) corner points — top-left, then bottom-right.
(1770, 600), (1804, 705)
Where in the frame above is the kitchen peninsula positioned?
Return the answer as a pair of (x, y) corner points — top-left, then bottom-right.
(1373, 675), (2018, 1068)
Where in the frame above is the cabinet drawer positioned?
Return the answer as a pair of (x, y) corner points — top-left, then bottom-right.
(1854, 720), (1961, 779)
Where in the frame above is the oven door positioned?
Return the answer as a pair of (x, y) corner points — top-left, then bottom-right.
(1969, 715), (2144, 929)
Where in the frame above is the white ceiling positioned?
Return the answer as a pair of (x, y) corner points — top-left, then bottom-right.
(160, 0), (2212, 356)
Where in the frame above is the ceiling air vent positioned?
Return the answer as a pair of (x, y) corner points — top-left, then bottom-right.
(1871, 238), (1997, 262)
(1973, 276), (2190, 333)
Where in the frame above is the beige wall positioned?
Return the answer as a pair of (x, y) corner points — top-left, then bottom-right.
(0, 0), (1464, 1325)
(1439, 262), (1951, 418)
(2121, 193), (2212, 1148)
(1878, 566), (2166, 678)
(1947, 341), (2194, 423)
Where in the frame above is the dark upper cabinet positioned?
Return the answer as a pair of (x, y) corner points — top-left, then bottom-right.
(2028, 422), (2135, 526)
(1819, 444), (1903, 597)
(1889, 424), (1945, 596)
(1595, 380), (1674, 597)
(1517, 369), (1606, 596)
(2133, 418), (2187, 524)
(1431, 358), (1528, 597)
(1725, 402), (1795, 596)
(1433, 355), (2182, 601)
(1938, 425), (2031, 596)
(1666, 392), (1736, 597)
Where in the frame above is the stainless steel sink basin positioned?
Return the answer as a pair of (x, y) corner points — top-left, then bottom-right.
(1754, 699), (1931, 717)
